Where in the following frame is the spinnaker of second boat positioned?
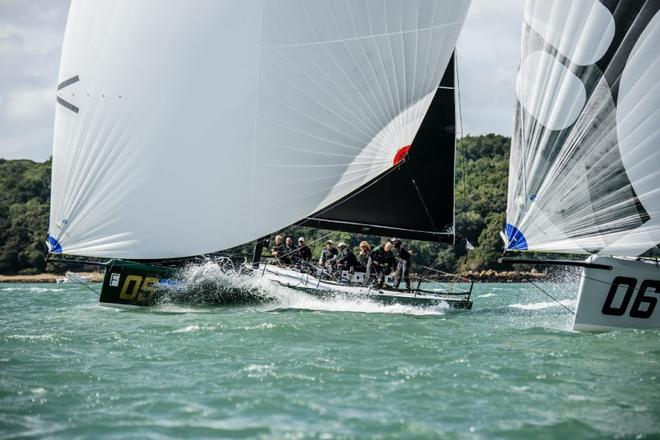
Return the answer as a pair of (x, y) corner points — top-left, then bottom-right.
(505, 0), (660, 257)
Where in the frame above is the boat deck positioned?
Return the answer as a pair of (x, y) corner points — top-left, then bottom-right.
(260, 264), (473, 309)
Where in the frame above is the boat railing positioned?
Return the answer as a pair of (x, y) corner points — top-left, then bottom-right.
(258, 257), (472, 299)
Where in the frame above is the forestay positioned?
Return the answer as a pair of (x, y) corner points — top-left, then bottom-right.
(48, 0), (471, 259)
(506, 0), (660, 256)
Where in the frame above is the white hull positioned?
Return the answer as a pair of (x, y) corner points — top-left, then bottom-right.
(258, 264), (472, 309)
(574, 256), (660, 332)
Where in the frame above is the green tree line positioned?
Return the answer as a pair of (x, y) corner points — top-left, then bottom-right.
(0, 134), (511, 275)
(0, 159), (52, 274)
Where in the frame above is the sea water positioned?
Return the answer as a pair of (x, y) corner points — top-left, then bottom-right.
(1, 276), (659, 439)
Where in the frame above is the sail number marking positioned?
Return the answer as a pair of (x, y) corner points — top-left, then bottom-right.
(602, 276), (659, 319)
(119, 275), (160, 301)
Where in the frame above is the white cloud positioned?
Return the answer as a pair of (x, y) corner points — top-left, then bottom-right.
(0, 0), (69, 161)
(457, 0), (524, 136)
(3, 88), (53, 123)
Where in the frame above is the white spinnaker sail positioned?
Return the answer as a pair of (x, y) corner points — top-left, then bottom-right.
(506, 0), (660, 256)
(48, 0), (471, 259)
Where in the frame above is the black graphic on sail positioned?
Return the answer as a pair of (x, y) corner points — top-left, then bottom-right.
(302, 55), (456, 242)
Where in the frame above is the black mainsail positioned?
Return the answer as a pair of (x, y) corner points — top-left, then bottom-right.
(302, 55), (456, 242)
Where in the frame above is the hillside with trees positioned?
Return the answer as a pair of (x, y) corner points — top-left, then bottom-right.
(0, 134), (510, 275)
(0, 159), (52, 274)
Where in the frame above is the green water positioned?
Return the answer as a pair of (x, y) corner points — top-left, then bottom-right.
(1, 281), (658, 439)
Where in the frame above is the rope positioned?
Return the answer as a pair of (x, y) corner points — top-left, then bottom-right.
(419, 265), (470, 283)
(529, 280), (575, 316)
(405, 161), (439, 233)
(269, 231), (335, 263)
(455, 51), (467, 222)
(66, 273), (101, 296)
(299, 164), (402, 222)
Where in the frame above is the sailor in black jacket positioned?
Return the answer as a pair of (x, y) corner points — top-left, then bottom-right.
(319, 240), (339, 274)
(391, 238), (412, 290)
(296, 237), (312, 262)
(337, 242), (360, 272)
(270, 235), (289, 265)
(366, 241), (396, 288)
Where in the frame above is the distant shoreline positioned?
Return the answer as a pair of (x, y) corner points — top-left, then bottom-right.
(0, 270), (548, 284)
(0, 272), (104, 284)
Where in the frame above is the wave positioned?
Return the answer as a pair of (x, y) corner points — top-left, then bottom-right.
(0, 286), (68, 293)
(476, 293), (497, 298)
(157, 262), (448, 316)
(508, 299), (574, 311)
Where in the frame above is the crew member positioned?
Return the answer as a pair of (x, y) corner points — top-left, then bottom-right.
(270, 235), (289, 265)
(285, 236), (297, 265)
(391, 238), (413, 290)
(357, 241), (371, 269)
(366, 241), (396, 288)
(318, 239), (339, 275)
(296, 237), (312, 263)
(337, 242), (361, 272)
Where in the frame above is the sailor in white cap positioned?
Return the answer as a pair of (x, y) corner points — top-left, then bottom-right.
(296, 236), (312, 264)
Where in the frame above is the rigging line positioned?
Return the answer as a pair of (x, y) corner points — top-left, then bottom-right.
(298, 163), (403, 223)
(269, 231), (334, 262)
(68, 275), (101, 296)
(455, 51), (467, 218)
(528, 280), (576, 316)
(404, 161), (439, 233)
(419, 265), (470, 283)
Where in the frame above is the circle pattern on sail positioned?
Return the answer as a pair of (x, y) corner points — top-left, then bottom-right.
(506, 1), (660, 257)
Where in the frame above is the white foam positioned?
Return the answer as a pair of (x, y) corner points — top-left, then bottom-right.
(242, 322), (276, 331)
(171, 324), (217, 333)
(509, 299), (574, 311)
(7, 334), (57, 342)
(173, 262), (448, 316)
(172, 325), (200, 333)
(0, 287), (66, 293)
(477, 293), (496, 298)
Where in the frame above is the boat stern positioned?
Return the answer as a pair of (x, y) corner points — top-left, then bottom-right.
(573, 256), (660, 332)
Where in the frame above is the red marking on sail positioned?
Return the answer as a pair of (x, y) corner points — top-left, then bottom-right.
(393, 145), (411, 166)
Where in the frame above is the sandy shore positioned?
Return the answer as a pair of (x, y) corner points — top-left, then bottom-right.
(0, 270), (547, 284)
(0, 272), (104, 283)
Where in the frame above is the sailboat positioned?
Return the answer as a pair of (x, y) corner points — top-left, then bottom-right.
(47, 0), (474, 309)
(503, 0), (660, 331)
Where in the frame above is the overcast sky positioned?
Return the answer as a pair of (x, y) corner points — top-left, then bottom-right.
(0, 0), (523, 161)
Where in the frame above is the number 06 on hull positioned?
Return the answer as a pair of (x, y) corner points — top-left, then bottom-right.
(574, 256), (660, 332)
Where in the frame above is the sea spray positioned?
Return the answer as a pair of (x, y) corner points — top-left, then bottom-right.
(155, 261), (278, 306)
(155, 261), (449, 316)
